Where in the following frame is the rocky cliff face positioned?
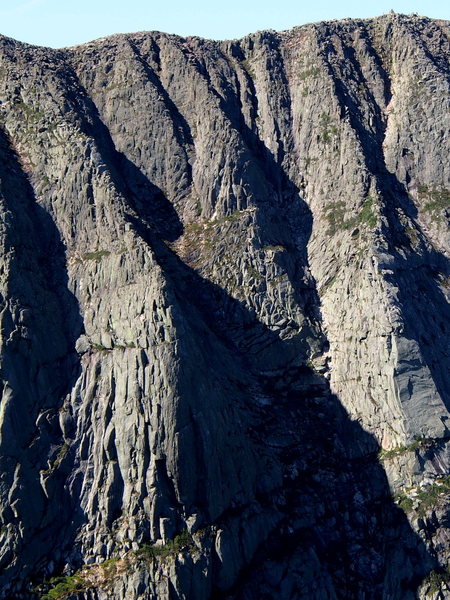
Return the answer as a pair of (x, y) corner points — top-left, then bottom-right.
(0, 12), (449, 599)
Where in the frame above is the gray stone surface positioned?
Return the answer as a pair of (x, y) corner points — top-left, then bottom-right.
(0, 12), (448, 599)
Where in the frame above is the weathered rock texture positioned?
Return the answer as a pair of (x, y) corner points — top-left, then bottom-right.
(0, 12), (449, 599)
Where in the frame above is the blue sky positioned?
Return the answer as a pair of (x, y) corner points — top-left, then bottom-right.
(1, 0), (449, 48)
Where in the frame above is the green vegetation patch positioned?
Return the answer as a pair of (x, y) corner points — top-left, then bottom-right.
(395, 476), (450, 517)
(38, 531), (201, 598)
(114, 342), (136, 350)
(394, 493), (414, 513)
(41, 443), (69, 476)
(91, 343), (111, 352)
(170, 210), (247, 268)
(378, 437), (431, 460)
(220, 210), (245, 223)
(423, 567), (450, 596)
(303, 156), (319, 173)
(324, 201), (348, 235)
(105, 81), (126, 92)
(262, 244), (285, 252)
(358, 195), (377, 228)
(82, 249), (111, 261)
(325, 196), (376, 235)
(298, 66), (320, 80)
(14, 101), (45, 123)
(39, 557), (122, 599)
(52, 443), (69, 470)
(247, 266), (264, 282)
(136, 531), (194, 561)
(417, 184), (450, 214)
(99, 557), (120, 579)
(240, 59), (255, 80)
(41, 574), (88, 600)
(40, 174), (51, 192)
(319, 112), (338, 144)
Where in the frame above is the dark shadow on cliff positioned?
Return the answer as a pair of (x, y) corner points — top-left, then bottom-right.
(0, 128), (84, 593)
(116, 150), (184, 242)
(126, 211), (438, 599)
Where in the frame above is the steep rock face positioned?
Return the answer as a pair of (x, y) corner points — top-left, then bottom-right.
(0, 13), (448, 599)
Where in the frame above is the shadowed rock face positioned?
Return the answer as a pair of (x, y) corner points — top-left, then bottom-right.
(0, 12), (449, 599)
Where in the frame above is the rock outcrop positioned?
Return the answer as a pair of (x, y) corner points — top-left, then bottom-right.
(0, 12), (449, 599)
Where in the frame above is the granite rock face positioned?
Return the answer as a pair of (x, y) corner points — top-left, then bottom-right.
(0, 13), (449, 599)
